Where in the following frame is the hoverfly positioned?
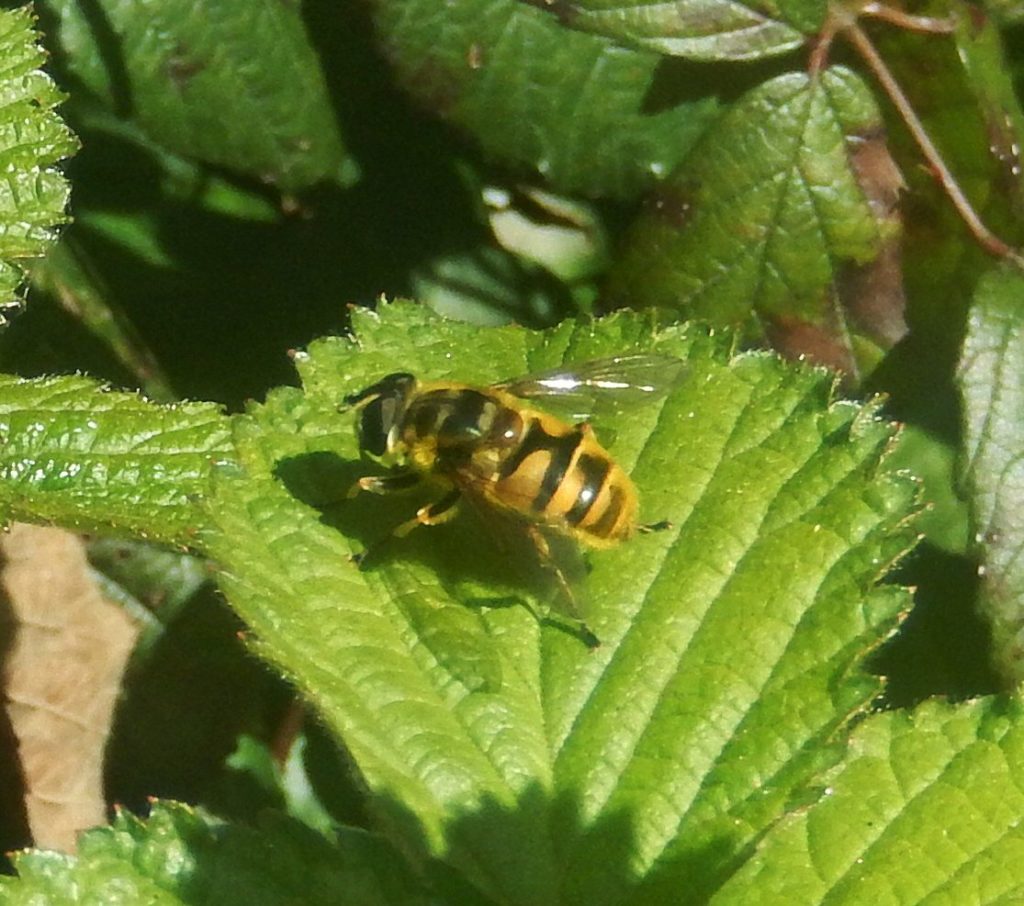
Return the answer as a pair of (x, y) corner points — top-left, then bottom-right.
(344, 354), (682, 646)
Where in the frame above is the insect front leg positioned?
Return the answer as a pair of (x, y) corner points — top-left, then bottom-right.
(526, 525), (600, 649)
(348, 470), (422, 499)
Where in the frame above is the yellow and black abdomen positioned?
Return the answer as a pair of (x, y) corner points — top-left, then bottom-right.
(489, 409), (638, 547)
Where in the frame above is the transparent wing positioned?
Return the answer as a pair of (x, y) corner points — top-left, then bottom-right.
(494, 354), (684, 421)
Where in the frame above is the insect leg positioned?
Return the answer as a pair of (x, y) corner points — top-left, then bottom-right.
(526, 525), (600, 649)
(348, 471), (422, 499)
(393, 489), (462, 537)
(638, 519), (672, 533)
(352, 489), (461, 569)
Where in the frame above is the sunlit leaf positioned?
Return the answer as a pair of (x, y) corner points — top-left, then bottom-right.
(0, 374), (231, 544)
(0, 6), (78, 314)
(714, 696), (1024, 904)
(203, 301), (917, 903)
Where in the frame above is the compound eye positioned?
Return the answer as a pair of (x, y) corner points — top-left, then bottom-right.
(348, 373), (415, 458)
(357, 397), (390, 457)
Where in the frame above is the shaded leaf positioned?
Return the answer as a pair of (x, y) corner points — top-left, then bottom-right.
(28, 239), (176, 401)
(0, 801), (436, 905)
(882, 424), (968, 555)
(0, 6), (78, 313)
(40, 0), (354, 191)
(873, 13), (1024, 437)
(413, 245), (574, 328)
(958, 265), (1024, 685)
(368, 0), (720, 199)
(87, 537), (210, 624)
(83, 524), (293, 829)
(606, 66), (901, 381)
(873, 543), (998, 707)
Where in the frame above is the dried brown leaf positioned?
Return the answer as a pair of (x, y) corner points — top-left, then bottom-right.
(0, 525), (138, 852)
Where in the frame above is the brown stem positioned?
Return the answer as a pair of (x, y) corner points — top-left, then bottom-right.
(859, 2), (956, 35)
(808, 16), (841, 76)
(840, 18), (1024, 268)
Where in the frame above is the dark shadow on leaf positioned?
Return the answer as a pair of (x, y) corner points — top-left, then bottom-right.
(275, 451), (594, 637)
(272, 451), (365, 512)
(364, 780), (752, 905)
(85, 801), (454, 905)
(302, 717), (373, 831)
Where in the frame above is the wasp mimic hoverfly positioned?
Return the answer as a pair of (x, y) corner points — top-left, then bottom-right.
(344, 354), (681, 646)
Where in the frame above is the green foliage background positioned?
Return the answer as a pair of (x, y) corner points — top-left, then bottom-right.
(2, 0), (1024, 902)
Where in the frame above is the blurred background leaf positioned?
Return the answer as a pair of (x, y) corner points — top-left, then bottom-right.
(606, 66), (905, 381)
(958, 266), (1024, 686)
(522, 0), (814, 61)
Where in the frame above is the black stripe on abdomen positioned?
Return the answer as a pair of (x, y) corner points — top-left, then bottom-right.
(591, 483), (627, 536)
(499, 419), (555, 478)
(497, 420), (569, 509)
(565, 453), (612, 526)
(535, 428), (585, 513)
(498, 420), (586, 512)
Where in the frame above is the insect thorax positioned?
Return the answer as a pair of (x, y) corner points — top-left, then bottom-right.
(400, 386), (526, 477)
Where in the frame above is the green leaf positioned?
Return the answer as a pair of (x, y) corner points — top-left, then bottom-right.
(883, 424), (969, 554)
(202, 301), (917, 903)
(0, 374), (232, 545)
(958, 265), (1024, 685)
(525, 0), (813, 61)
(87, 537), (209, 626)
(712, 696), (1024, 903)
(607, 66), (903, 380)
(369, 0), (720, 199)
(0, 801), (434, 905)
(41, 0), (354, 191)
(0, 6), (78, 314)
